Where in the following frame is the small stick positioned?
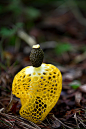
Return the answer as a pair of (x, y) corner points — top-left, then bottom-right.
(17, 30), (36, 47)
(52, 114), (74, 129)
(5, 92), (14, 113)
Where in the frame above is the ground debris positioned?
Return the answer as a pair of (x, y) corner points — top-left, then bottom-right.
(0, 1), (86, 128)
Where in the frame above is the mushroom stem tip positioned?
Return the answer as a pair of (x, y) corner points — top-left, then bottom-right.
(32, 44), (40, 48)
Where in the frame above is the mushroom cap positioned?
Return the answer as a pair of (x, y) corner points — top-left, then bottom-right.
(30, 44), (44, 67)
(12, 63), (62, 123)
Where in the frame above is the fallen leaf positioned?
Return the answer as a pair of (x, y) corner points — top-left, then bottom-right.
(63, 69), (82, 81)
(69, 80), (81, 89)
(51, 120), (60, 128)
(63, 73), (74, 80)
(75, 92), (82, 107)
(79, 84), (86, 93)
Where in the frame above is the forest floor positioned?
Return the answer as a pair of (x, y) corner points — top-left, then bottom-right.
(0, 1), (86, 129)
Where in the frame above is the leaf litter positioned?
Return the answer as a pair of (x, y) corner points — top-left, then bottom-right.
(0, 1), (86, 129)
(1, 44), (86, 129)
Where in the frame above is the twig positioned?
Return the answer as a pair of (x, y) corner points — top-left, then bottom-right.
(16, 121), (29, 129)
(45, 117), (51, 126)
(17, 30), (36, 47)
(0, 101), (5, 108)
(74, 113), (80, 129)
(77, 116), (86, 128)
(0, 112), (41, 129)
(0, 117), (13, 128)
(3, 118), (13, 127)
(28, 119), (42, 129)
(19, 121), (38, 129)
(20, 117), (42, 129)
(20, 115), (47, 127)
(52, 114), (73, 129)
(0, 108), (4, 113)
(5, 92), (14, 113)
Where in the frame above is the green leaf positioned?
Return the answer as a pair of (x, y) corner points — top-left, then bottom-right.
(7, 0), (22, 15)
(69, 80), (81, 89)
(25, 7), (40, 20)
(0, 22), (23, 37)
(0, 28), (16, 37)
(16, 22), (23, 28)
(55, 42), (72, 55)
(9, 36), (16, 46)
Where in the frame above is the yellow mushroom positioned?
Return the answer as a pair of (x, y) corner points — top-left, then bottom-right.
(12, 44), (62, 123)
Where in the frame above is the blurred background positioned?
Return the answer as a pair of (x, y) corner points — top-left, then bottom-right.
(0, 0), (86, 67)
(0, 0), (86, 128)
